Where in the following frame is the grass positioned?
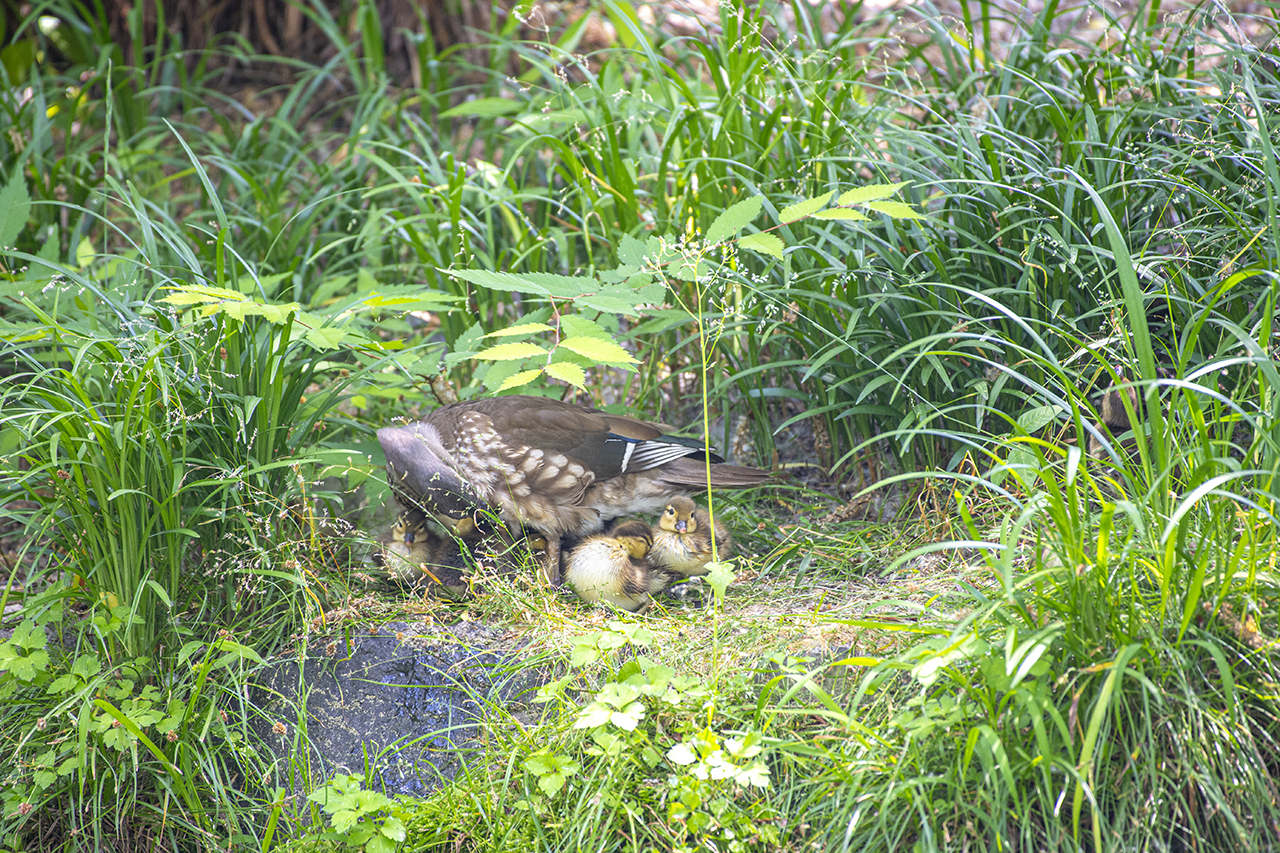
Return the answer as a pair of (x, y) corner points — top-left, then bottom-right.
(1, 0), (1279, 849)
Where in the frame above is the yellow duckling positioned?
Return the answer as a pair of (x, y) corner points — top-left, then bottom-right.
(377, 513), (468, 595)
(564, 520), (675, 613)
(648, 496), (732, 577)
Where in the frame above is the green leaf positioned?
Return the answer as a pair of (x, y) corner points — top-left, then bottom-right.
(610, 621), (653, 647)
(0, 41), (36, 86)
(522, 272), (601, 299)
(217, 301), (254, 320)
(738, 232), (784, 259)
(367, 837), (395, 853)
(672, 259), (709, 282)
(570, 637), (601, 667)
(813, 209), (870, 221)
(837, 182), (911, 205)
(779, 190), (835, 224)
(72, 654), (100, 679)
(7, 649), (48, 681)
(235, 270), (291, 296)
(443, 268), (550, 295)
(218, 300), (301, 324)
(633, 281), (666, 303)
(704, 196), (764, 244)
(439, 97), (524, 118)
(379, 816), (407, 842)
(865, 201), (924, 220)
(545, 362), (587, 388)
(576, 292), (645, 315)
(537, 773), (568, 796)
(0, 170), (31, 249)
(161, 284), (246, 305)
(575, 704), (613, 729)
(258, 302), (299, 324)
(12, 620), (45, 650)
(608, 703), (645, 731)
(481, 360), (523, 393)
(738, 760), (771, 787)
(361, 291), (462, 310)
(485, 322), (554, 337)
(558, 336), (637, 364)
(559, 315), (609, 339)
(455, 322), (484, 354)
(667, 742), (697, 765)
(704, 561), (735, 604)
(75, 237), (94, 269)
(617, 234), (649, 267)
(1017, 405), (1061, 433)
(25, 223), (60, 282)
(305, 326), (348, 350)
(523, 754), (554, 775)
(475, 342), (547, 361)
(598, 263), (638, 284)
(496, 369), (544, 391)
(509, 108), (589, 132)
(47, 674), (78, 694)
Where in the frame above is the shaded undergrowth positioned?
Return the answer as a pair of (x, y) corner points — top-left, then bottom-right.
(1, 0), (1278, 849)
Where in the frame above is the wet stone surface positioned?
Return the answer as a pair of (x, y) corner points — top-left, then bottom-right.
(250, 620), (539, 797)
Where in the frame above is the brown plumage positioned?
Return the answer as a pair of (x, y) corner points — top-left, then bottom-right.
(648, 496), (733, 578)
(564, 519), (676, 612)
(1088, 384), (1145, 459)
(378, 395), (768, 584)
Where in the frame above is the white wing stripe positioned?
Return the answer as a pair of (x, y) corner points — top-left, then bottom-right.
(627, 443), (701, 471)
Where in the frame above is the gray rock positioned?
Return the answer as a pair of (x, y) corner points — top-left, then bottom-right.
(249, 620), (543, 797)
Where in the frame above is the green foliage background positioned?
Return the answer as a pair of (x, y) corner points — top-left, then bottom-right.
(1, 0), (1279, 850)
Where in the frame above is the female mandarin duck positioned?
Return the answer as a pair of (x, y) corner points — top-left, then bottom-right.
(378, 395), (767, 584)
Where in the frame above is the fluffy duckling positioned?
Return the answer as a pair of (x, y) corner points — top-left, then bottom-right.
(377, 512), (468, 596)
(648, 496), (732, 577)
(564, 520), (676, 613)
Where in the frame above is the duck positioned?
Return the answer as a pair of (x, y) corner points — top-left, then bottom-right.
(648, 496), (733, 577)
(564, 519), (677, 612)
(378, 395), (768, 584)
(1088, 382), (1146, 460)
(376, 512), (469, 596)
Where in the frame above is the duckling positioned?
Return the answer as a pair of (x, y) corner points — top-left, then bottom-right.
(648, 496), (732, 577)
(377, 512), (469, 596)
(564, 520), (676, 613)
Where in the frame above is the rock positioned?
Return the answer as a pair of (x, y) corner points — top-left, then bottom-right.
(249, 620), (543, 796)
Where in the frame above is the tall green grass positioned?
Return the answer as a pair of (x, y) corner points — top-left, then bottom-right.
(2, 0), (1279, 849)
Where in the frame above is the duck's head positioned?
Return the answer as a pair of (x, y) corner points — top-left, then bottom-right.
(659, 496), (698, 534)
(610, 519), (653, 559)
(379, 421), (485, 519)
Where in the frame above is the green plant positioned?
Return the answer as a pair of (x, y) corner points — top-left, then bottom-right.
(2, 1), (1279, 851)
(306, 774), (409, 853)
(443, 185), (922, 400)
(0, 594), (272, 851)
